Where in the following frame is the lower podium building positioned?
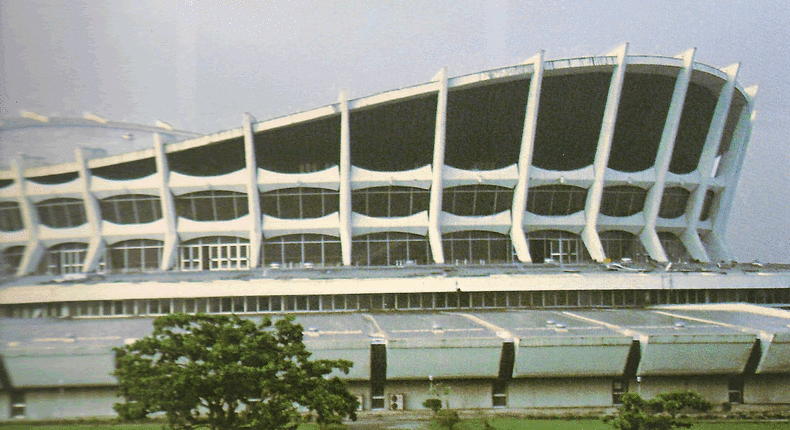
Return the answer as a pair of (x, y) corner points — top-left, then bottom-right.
(1, 46), (789, 419)
(2, 304), (790, 419)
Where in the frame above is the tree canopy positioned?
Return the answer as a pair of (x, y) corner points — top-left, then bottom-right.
(113, 313), (358, 430)
(607, 390), (713, 430)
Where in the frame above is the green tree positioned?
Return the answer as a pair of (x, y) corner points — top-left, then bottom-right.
(606, 390), (712, 430)
(113, 313), (358, 430)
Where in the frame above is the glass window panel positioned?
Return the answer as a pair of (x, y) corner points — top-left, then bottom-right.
(302, 191), (322, 218)
(68, 203), (86, 226)
(440, 293), (458, 309)
(136, 198), (158, 223)
(209, 298), (221, 313)
(527, 185), (587, 216)
(659, 187), (690, 219)
(260, 193), (278, 217)
(144, 247), (160, 269)
(99, 200), (117, 223)
(472, 292), (483, 308)
(308, 295), (320, 311)
(126, 248), (143, 269)
(367, 192), (390, 217)
(117, 199), (136, 224)
(175, 198), (193, 219)
(195, 196), (215, 221)
(278, 194), (301, 219)
(270, 296), (281, 311)
(214, 195), (236, 220)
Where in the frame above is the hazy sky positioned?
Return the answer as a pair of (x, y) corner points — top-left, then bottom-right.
(1, 0), (788, 262)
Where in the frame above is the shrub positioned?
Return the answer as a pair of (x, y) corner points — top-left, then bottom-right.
(433, 409), (460, 429)
(423, 398), (443, 413)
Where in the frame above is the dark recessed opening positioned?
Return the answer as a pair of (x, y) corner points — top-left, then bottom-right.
(670, 78), (719, 174)
(91, 157), (157, 180)
(255, 116), (340, 173)
(27, 171), (79, 185)
(609, 73), (676, 172)
(445, 79), (529, 169)
(717, 91), (747, 157)
(168, 138), (245, 176)
(351, 96), (437, 171)
(533, 72), (612, 171)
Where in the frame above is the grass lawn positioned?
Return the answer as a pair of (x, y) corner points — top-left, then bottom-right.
(452, 418), (790, 430)
(0, 422), (331, 430)
(0, 424), (162, 430)
(2, 418), (788, 430)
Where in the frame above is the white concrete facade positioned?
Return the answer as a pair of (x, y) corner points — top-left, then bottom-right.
(0, 47), (758, 277)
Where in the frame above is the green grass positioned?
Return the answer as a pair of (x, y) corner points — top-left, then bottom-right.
(693, 424), (790, 430)
(0, 422), (325, 430)
(2, 418), (788, 430)
(0, 424), (163, 430)
(448, 418), (790, 430)
(453, 418), (612, 430)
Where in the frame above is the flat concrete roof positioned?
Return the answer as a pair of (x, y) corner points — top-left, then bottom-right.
(2, 305), (790, 388)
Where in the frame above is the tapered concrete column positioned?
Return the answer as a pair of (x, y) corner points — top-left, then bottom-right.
(639, 48), (695, 262)
(13, 159), (44, 276)
(76, 147), (105, 273)
(581, 43), (628, 262)
(511, 51), (545, 263)
(243, 113), (263, 268)
(681, 63), (739, 263)
(705, 86), (758, 260)
(339, 90), (353, 266)
(428, 68), (448, 264)
(154, 133), (179, 270)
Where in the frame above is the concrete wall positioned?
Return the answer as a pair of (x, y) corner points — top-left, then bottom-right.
(4, 374), (789, 420)
(745, 374), (790, 404)
(509, 377), (613, 408)
(23, 386), (117, 420)
(632, 375), (729, 404)
(384, 379), (493, 410)
(343, 381), (370, 411)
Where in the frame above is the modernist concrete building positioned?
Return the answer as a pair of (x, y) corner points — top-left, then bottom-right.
(1, 45), (789, 420)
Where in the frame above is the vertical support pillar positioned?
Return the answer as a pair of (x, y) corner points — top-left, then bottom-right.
(581, 43), (629, 262)
(243, 113), (263, 268)
(639, 48), (695, 262)
(76, 147), (105, 273)
(154, 133), (179, 270)
(13, 159), (44, 276)
(339, 90), (353, 266)
(428, 68), (449, 264)
(705, 86), (758, 260)
(681, 63), (739, 263)
(511, 51), (545, 263)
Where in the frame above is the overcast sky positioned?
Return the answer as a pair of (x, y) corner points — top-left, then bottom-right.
(1, 0), (788, 263)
